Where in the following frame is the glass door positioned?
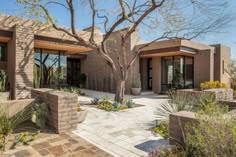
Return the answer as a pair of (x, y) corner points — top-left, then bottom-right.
(147, 58), (152, 90)
(67, 58), (81, 86)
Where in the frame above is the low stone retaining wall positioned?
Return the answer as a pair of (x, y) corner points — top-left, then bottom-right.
(219, 100), (236, 110)
(31, 88), (79, 133)
(169, 111), (197, 145)
(177, 88), (233, 101)
(0, 99), (35, 117)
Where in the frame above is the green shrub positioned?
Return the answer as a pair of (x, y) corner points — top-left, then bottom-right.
(153, 123), (169, 139)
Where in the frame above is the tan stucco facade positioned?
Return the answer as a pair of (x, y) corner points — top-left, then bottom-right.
(0, 14), (232, 98)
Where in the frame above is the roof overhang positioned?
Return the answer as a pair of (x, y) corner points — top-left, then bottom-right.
(137, 39), (215, 58)
(139, 46), (196, 58)
(34, 35), (93, 54)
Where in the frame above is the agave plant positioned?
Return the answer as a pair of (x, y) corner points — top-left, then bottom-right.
(156, 91), (198, 123)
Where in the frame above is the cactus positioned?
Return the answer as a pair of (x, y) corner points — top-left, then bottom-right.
(0, 70), (7, 92)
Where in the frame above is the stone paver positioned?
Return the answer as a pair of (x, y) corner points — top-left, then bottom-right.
(74, 89), (169, 157)
(2, 131), (113, 157)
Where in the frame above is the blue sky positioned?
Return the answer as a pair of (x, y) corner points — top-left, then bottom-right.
(1, 0), (236, 56)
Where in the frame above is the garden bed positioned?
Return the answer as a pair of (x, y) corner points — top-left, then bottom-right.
(177, 88), (233, 101)
(87, 97), (144, 111)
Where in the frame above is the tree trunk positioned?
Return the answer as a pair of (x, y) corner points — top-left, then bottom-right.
(114, 79), (125, 104)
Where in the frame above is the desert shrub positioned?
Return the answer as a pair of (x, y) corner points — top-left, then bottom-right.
(196, 93), (228, 115)
(184, 112), (236, 157)
(149, 145), (185, 157)
(200, 80), (227, 90)
(153, 123), (169, 139)
(91, 97), (100, 105)
(53, 86), (81, 95)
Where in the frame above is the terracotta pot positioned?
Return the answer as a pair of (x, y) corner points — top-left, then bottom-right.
(131, 88), (141, 95)
(77, 110), (87, 123)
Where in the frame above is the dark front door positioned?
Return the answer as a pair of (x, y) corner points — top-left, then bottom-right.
(67, 58), (81, 86)
(147, 58), (152, 90)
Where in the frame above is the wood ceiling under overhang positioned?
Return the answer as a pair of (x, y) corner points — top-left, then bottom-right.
(34, 35), (93, 54)
(0, 30), (12, 42)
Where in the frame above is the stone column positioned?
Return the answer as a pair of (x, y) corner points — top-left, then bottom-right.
(13, 25), (34, 99)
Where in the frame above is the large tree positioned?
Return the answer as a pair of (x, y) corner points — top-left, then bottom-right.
(17, 0), (232, 103)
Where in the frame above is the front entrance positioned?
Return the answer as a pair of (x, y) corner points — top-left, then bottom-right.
(161, 56), (194, 92)
(67, 58), (81, 86)
(147, 58), (152, 90)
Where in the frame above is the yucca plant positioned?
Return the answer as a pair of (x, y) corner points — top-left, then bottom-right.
(156, 90), (198, 123)
(0, 103), (47, 151)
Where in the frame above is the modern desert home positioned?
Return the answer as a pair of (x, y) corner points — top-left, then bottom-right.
(0, 14), (231, 99)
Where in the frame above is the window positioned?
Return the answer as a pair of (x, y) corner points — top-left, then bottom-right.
(34, 49), (67, 87)
(0, 43), (7, 61)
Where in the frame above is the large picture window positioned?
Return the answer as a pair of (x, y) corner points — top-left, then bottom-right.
(0, 43), (7, 61)
(161, 56), (194, 92)
(34, 49), (67, 87)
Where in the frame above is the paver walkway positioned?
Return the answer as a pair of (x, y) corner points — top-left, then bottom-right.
(2, 131), (112, 157)
(74, 89), (169, 157)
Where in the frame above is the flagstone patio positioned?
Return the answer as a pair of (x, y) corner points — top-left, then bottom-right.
(75, 89), (169, 157)
(2, 131), (112, 157)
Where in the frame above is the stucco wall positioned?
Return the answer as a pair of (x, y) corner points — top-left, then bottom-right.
(212, 44), (231, 85)
(80, 29), (140, 94)
(152, 57), (162, 93)
(194, 49), (214, 88)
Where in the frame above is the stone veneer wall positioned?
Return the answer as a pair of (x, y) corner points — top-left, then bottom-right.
(31, 88), (79, 133)
(80, 28), (140, 94)
(176, 88), (233, 101)
(8, 25), (34, 99)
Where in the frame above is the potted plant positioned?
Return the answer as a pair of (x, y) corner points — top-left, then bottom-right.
(0, 70), (9, 100)
(131, 75), (142, 95)
(77, 104), (87, 123)
(78, 73), (87, 88)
